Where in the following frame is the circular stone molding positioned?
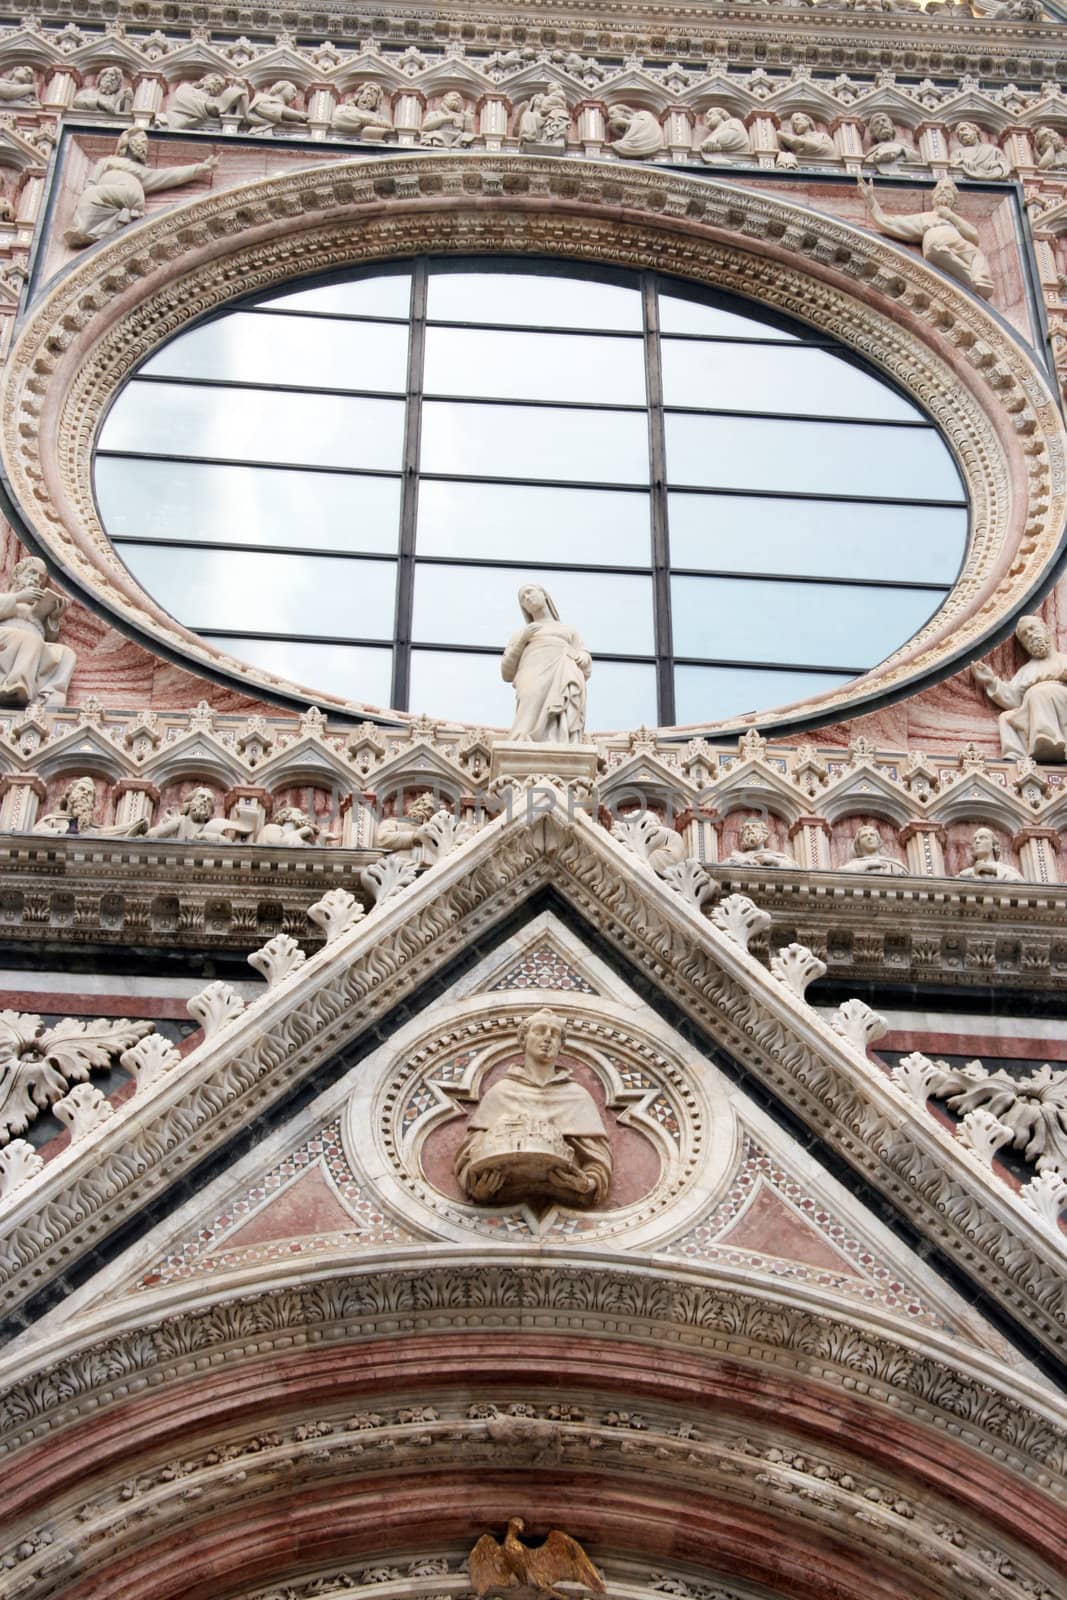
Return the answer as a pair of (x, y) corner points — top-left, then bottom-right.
(344, 991), (736, 1246)
(2, 152), (1064, 731)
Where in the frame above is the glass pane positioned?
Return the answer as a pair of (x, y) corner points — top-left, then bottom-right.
(96, 458), (401, 554)
(665, 414), (961, 500)
(417, 480), (651, 566)
(206, 635), (393, 707)
(420, 401), (649, 484)
(408, 649), (656, 731)
(658, 291), (800, 340)
(409, 648), (513, 727)
(142, 313), (409, 394)
(427, 267), (643, 330)
(660, 342), (920, 422)
(100, 382), (405, 472)
(413, 564), (654, 655)
(260, 271), (412, 319)
(668, 495), (966, 585)
(675, 663), (853, 723)
(423, 326), (646, 406)
(116, 545), (397, 639)
(671, 574), (943, 669)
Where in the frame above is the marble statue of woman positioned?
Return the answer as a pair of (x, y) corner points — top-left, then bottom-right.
(973, 614), (1067, 761)
(607, 104), (664, 159)
(63, 128), (218, 248)
(0, 557), (76, 706)
(858, 176), (994, 299)
(455, 1007), (612, 1207)
(501, 584), (592, 745)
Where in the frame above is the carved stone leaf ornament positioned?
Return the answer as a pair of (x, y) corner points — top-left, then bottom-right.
(709, 894), (772, 951)
(53, 1082), (114, 1140)
(187, 980), (247, 1038)
(0, 1138), (43, 1199)
(120, 1032), (181, 1094)
(0, 1010), (153, 1143)
(928, 1058), (1067, 1173)
(307, 888), (365, 944)
(769, 942), (828, 998)
(832, 998), (889, 1054)
(248, 934), (307, 988)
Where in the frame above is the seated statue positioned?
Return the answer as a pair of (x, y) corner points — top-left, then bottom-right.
(776, 113), (838, 167)
(376, 791), (438, 858)
(248, 81), (308, 132)
(255, 804), (319, 846)
(63, 128), (218, 248)
(146, 786), (253, 843)
(420, 92), (475, 148)
(32, 776), (148, 838)
(721, 817), (797, 869)
(165, 74), (250, 130)
(517, 86), (570, 148)
(700, 107), (751, 164)
(331, 82), (394, 140)
(72, 67), (133, 116)
(0, 557), (76, 707)
(956, 826), (1022, 882)
(455, 1008), (612, 1207)
(840, 823), (907, 875)
(953, 121), (1010, 181)
(973, 615), (1067, 762)
(607, 104), (664, 159)
(1034, 127), (1067, 170)
(0, 67), (36, 105)
(858, 176), (994, 300)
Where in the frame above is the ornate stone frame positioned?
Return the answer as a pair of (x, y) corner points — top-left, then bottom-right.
(1, 151), (1064, 731)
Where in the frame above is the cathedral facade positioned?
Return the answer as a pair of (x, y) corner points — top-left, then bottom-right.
(0, 1), (1065, 1597)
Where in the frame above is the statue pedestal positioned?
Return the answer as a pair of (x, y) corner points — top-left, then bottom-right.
(489, 740), (599, 787)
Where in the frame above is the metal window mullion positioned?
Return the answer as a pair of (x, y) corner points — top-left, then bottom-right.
(643, 275), (675, 726)
(391, 260), (427, 712)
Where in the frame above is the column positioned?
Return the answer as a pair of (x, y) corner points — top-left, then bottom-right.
(0, 774), (46, 832)
(899, 820), (947, 878)
(112, 779), (160, 832)
(789, 815), (832, 869)
(1013, 826), (1061, 885)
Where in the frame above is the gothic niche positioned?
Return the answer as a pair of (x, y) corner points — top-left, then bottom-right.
(418, 1009), (663, 1215)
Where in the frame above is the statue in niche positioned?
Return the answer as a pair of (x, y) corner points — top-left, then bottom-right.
(330, 83), (394, 140)
(0, 557), (75, 707)
(607, 104), (664, 160)
(700, 107), (751, 164)
(858, 176), (994, 299)
(840, 823), (907, 875)
(721, 817), (798, 869)
(32, 776), (148, 837)
(419, 92), (476, 148)
(0, 67), (36, 105)
(376, 790), (439, 857)
(776, 112), (838, 167)
(516, 86), (571, 149)
(0, 190), (14, 223)
(248, 81), (308, 132)
(956, 826), (1023, 881)
(1034, 127), (1067, 171)
(973, 614), (1067, 762)
(72, 67), (133, 117)
(255, 804), (320, 846)
(502, 584), (592, 745)
(63, 128), (218, 248)
(146, 786), (253, 843)
(165, 74), (250, 130)
(862, 113), (912, 171)
(952, 122), (1010, 181)
(454, 1007), (612, 1207)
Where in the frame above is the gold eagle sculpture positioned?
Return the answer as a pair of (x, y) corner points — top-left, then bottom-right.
(469, 1517), (606, 1599)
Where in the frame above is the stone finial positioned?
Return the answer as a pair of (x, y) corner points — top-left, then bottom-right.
(710, 893), (771, 951)
(307, 888), (366, 944)
(248, 933), (307, 987)
(188, 980), (247, 1038)
(53, 1083), (114, 1140)
(770, 943), (827, 999)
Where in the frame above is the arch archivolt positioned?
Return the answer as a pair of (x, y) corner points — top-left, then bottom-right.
(0, 1260), (1064, 1600)
(2, 151), (1063, 728)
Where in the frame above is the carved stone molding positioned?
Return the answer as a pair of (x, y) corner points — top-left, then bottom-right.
(0, 807), (1062, 1364)
(3, 152), (1062, 733)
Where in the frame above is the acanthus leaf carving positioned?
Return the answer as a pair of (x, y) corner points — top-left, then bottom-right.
(770, 942), (827, 999)
(0, 1012), (153, 1145)
(307, 888), (366, 944)
(187, 981), (247, 1038)
(709, 893), (771, 951)
(831, 998), (889, 1054)
(120, 1032), (181, 1094)
(52, 1082), (113, 1141)
(248, 933), (307, 988)
(0, 1139), (43, 1200)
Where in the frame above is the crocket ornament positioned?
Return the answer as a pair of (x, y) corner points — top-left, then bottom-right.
(469, 1517), (606, 1599)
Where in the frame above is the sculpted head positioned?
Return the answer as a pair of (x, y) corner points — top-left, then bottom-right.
(407, 790), (439, 823)
(955, 121), (981, 147)
(269, 81), (298, 103)
(869, 112), (895, 142)
(1016, 614), (1050, 659)
(706, 108), (727, 129)
(62, 776), (96, 818)
(274, 804), (314, 830)
(518, 583), (559, 623)
(739, 817), (770, 851)
(12, 556), (46, 589)
(931, 177), (960, 209)
(183, 786), (217, 824)
(1035, 127), (1061, 156)
(199, 73), (226, 95)
(972, 826), (999, 860)
(518, 1007), (565, 1067)
(356, 82), (383, 108)
(117, 127), (148, 162)
(442, 91), (465, 112)
(854, 824), (882, 857)
(97, 67), (123, 94)
(6, 66), (33, 86)
(791, 113), (815, 134)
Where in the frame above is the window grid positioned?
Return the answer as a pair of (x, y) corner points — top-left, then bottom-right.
(95, 259), (968, 728)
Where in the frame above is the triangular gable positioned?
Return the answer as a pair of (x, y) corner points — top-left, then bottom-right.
(0, 801), (1062, 1372)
